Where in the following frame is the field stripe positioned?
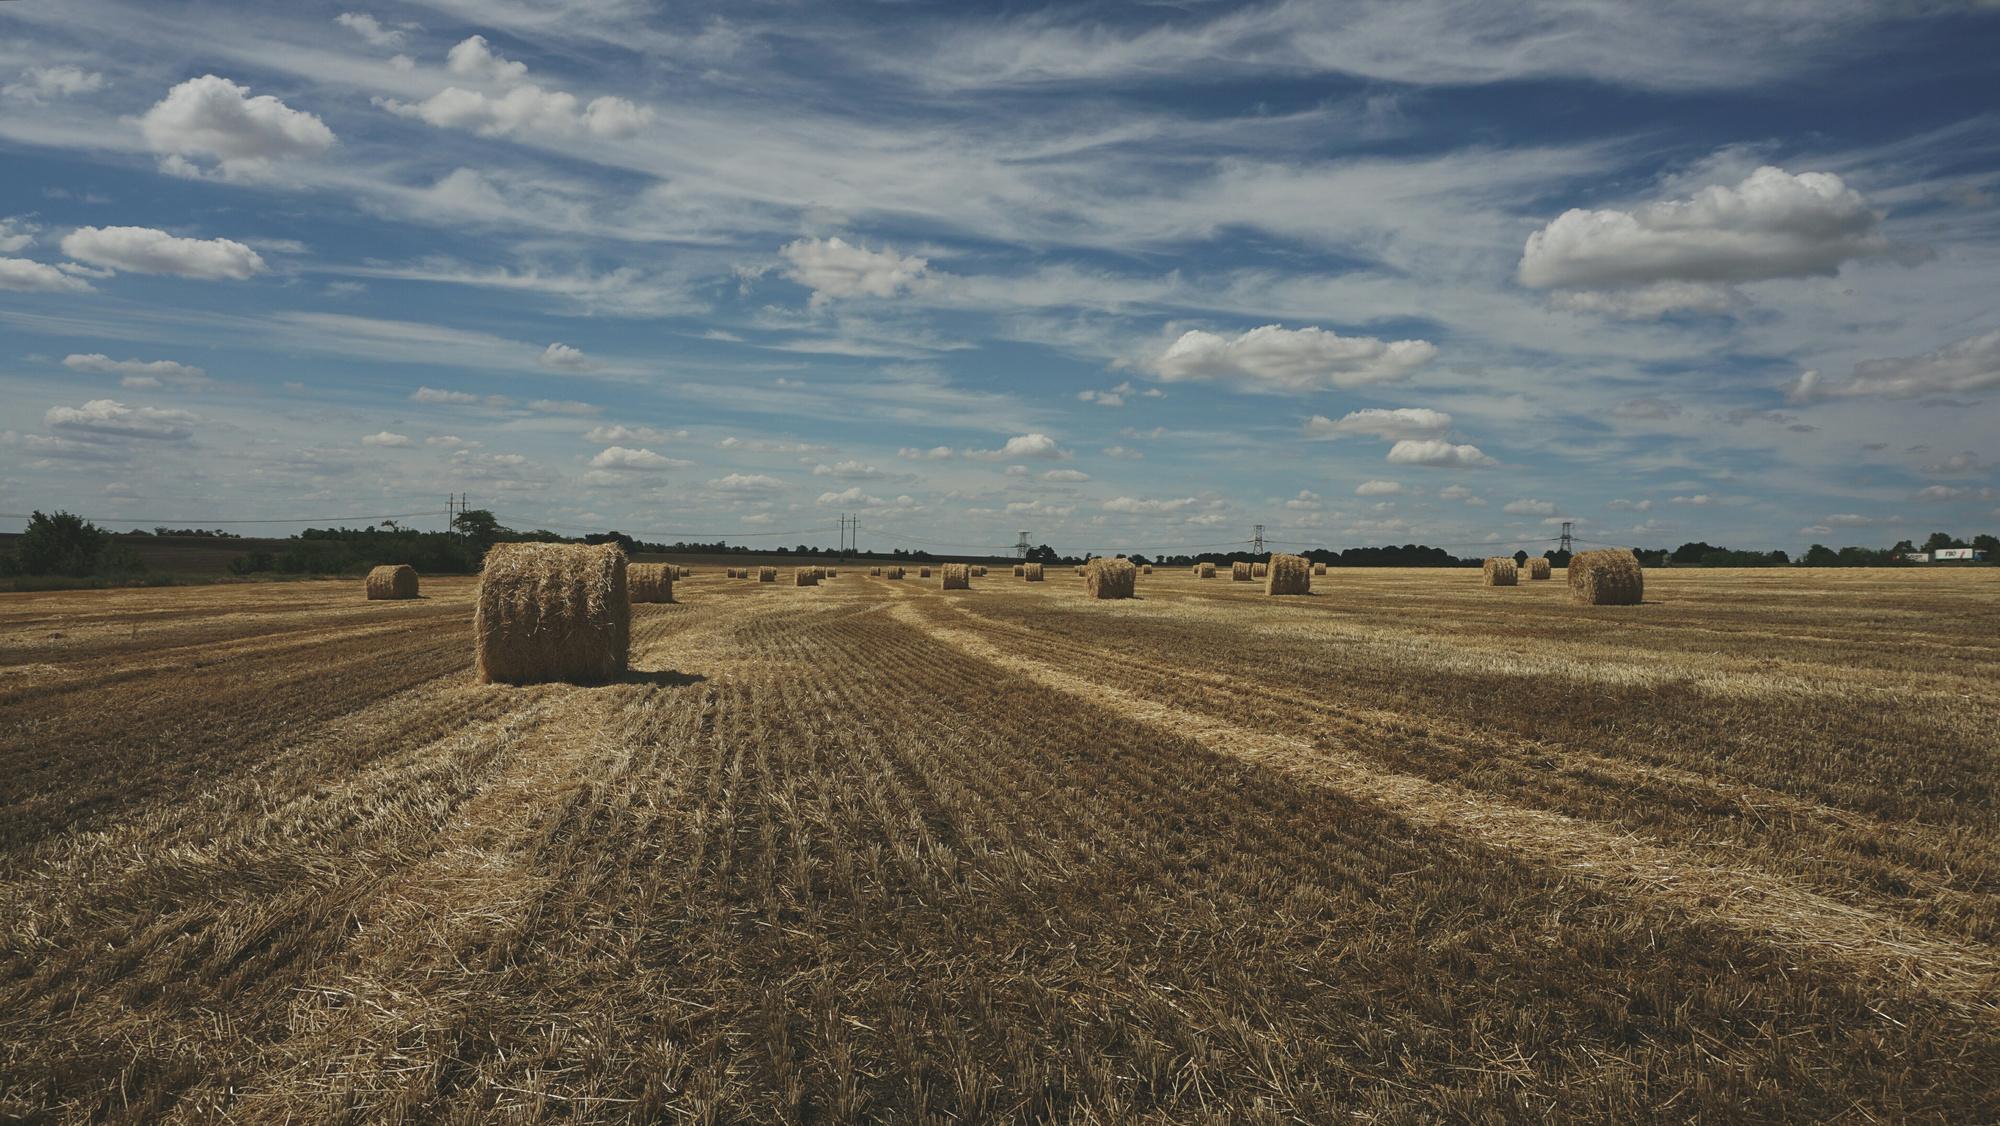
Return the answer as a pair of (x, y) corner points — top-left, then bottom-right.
(889, 599), (2000, 1020)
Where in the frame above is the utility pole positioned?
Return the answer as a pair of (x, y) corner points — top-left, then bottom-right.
(1558, 521), (1574, 555)
(1252, 523), (1265, 555)
(1016, 530), (1030, 560)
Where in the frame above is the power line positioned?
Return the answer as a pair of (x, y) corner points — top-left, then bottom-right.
(0, 509), (443, 526)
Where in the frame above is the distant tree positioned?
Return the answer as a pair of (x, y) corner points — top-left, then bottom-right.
(1974, 534), (1999, 558)
(1027, 543), (1060, 563)
(228, 551), (277, 576)
(16, 511), (106, 577)
(1512, 549), (1529, 567)
(1670, 541), (1718, 565)
(1802, 544), (1840, 566)
(1890, 539), (1917, 557)
(451, 508), (506, 545)
(1548, 548), (1573, 568)
(1923, 531), (1965, 553)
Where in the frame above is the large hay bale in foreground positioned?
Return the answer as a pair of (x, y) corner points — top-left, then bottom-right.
(1084, 557), (1136, 599)
(365, 564), (418, 600)
(941, 562), (970, 590)
(475, 542), (629, 685)
(1483, 557), (1518, 587)
(1198, 562), (1216, 578)
(795, 569), (819, 587)
(1570, 549), (1643, 605)
(1525, 556), (1552, 580)
(1266, 553), (1310, 595)
(628, 563), (674, 603)
(758, 567), (777, 582)
(1231, 562), (1253, 582)
(1024, 563), (1044, 582)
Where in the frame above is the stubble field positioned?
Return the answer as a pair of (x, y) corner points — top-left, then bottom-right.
(1, 566), (1995, 1122)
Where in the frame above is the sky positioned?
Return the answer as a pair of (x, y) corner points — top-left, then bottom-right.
(2, 0), (1997, 558)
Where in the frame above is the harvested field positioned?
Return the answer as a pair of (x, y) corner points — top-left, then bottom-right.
(2, 567), (1996, 1122)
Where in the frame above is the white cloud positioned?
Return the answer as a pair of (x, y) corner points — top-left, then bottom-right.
(527, 399), (599, 415)
(1916, 485), (1967, 501)
(45, 399), (197, 442)
(969, 432), (1069, 460)
(1102, 445), (1143, 459)
(0, 257), (94, 293)
(410, 386), (511, 406)
(61, 226), (265, 279)
(0, 217), (36, 253)
(1605, 498), (1654, 512)
(426, 434), (477, 449)
(1077, 388), (1124, 407)
(1789, 329), (2000, 402)
(1670, 494), (1713, 506)
(1284, 489), (1321, 510)
(1520, 167), (1891, 313)
(780, 237), (929, 307)
(817, 486), (884, 507)
(63, 353), (207, 387)
(1152, 324), (1437, 392)
(1503, 498), (1556, 516)
(898, 445), (955, 460)
(1385, 438), (1495, 467)
(1355, 479), (1402, 496)
(334, 12), (405, 48)
(445, 35), (528, 83)
(1042, 468), (1091, 482)
(2, 65), (105, 103)
(812, 460), (885, 479)
(539, 342), (592, 370)
(711, 473), (785, 493)
(1551, 282), (1736, 318)
(1304, 407), (1452, 440)
(1102, 495), (1197, 514)
(585, 424), (682, 444)
(360, 430), (412, 447)
(590, 445), (677, 471)
(381, 40), (652, 139)
(139, 75), (336, 180)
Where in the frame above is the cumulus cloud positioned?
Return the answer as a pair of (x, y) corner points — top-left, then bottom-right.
(586, 424), (681, 444)
(1520, 167), (1893, 314)
(898, 445), (955, 460)
(780, 237), (929, 307)
(61, 226), (265, 279)
(1354, 479), (1402, 496)
(1788, 329), (2000, 402)
(0, 257), (94, 293)
(410, 386), (513, 407)
(1152, 324), (1437, 392)
(360, 430), (412, 447)
(589, 445), (676, 471)
(1284, 489), (1320, 510)
(1503, 498), (1556, 515)
(1102, 445), (1143, 460)
(817, 486), (885, 507)
(1304, 407), (1452, 440)
(1670, 493), (1713, 506)
(0, 217), (36, 253)
(711, 473), (785, 493)
(63, 353), (208, 388)
(2, 65), (105, 102)
(969, 433), (1068, 460)
(527, 399), (599, 415)
(1042, 468), (1090, 482)
(539, 341), (591, 370)
(1102, 496), (1197, 514)
(1385, 438), (1495, 467)
(140, 75), (335, 180)
(379, 38), (652, 139)
(812, 460), (885, 479)
(45, 399), (196, 442)
(426, 434), (477, 449)
(334, 12), (405, 48)
(1605, 498), (1654, 512)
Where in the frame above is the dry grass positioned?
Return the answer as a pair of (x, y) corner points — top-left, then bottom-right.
(473, 542), (629, 685)
(1570, 549), (1644, 605)
(1483, 557), (1519, 587)
(1083, 557), (1137, 599)
(2, 567), (1996, 1122)
(1266, 553), (1310, 595)
(365, 564), (418, 600)
(941, 563), (970, 590)
(628, 562), (674, 603)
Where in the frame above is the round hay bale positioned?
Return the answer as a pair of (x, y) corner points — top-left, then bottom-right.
(1023, 562), (1044, 582)
(1141, 564), (1152, 575)
(825, 568), (838, 578)
(794, 568), (819, 587)
(1252, 562), (1268, 578)
(1084, 557), (1136, 599)
(474, 542), (629, 685)
(1525, 556), (1552, 580)
(1231, 561), (1253, 582)
(1312, 562), (1327, 575)
(870, 566), (882, 576)
(886, 567), (905, 580)
(973, 566), (987, 576)
(1266, 553), (1310, 595)
(1198, 562), (1216, 578)
(628, 562), (675, 603)
(758, 566), (777, 583)
(1013, 564), (1026, 576)
(1483, 557), (1518, 587)
(1569, 549), (1643, 605)
(919, 567), (932, 578)
(365, 564), (418, 600)
(941, 562), (971, 590)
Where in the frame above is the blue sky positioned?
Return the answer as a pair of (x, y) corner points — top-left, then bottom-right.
(2, 0), (1997, 557)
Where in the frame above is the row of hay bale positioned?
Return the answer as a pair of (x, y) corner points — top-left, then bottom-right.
(1481, 550), (1641, 604)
